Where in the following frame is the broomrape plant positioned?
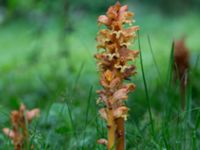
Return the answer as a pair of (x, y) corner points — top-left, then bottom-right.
(174, 37), (190, 110)
(3, 104), (40, 150)
(95, 2), (139, 150)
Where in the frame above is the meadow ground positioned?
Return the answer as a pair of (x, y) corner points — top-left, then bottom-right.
(0, 5), (200, 149)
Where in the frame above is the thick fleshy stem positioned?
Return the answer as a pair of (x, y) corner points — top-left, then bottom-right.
(116, 117), (125, 150)
(107, 109), (116, 149)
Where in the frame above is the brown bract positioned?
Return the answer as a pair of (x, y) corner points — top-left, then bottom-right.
(97, 138), (108, 146)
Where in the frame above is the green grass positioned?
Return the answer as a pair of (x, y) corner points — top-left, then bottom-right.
(0, 6), (200, 149)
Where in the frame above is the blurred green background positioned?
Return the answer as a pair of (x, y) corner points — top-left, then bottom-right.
(0, 0), (199, 149)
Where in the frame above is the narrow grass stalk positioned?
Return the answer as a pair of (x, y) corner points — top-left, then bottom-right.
(194, 54), (199, 70)
(166, 42), (175, 88)
(147, 35), (162, 83)
(195, 111), (200, 129)
(82, 86), (93, 148)
(65, 101), (79, 150)
(137, 31), (155, 138)
(72, 62), (85, 93)
(162, 131), (170, 150)
(185, 77), (192, 122)
(65, 62), (85, 149)
(192, 111), (200, 149)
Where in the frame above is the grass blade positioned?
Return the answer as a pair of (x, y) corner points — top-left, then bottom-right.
(194, 54), (199, 70)
(147, 35), (162, 83)
(65, 100), (79, 150)
(81, 86), (93, 149)
(166, 42), (175, 88)
(137, 31), (155, 138)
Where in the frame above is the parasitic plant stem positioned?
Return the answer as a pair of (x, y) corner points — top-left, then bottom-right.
(107, 109), (115, 149)
(116, 117), (125, 150)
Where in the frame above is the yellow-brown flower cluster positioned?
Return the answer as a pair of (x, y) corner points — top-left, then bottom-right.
(95, 2), (139, 148)
(96, 2), (138, 124)
(3, 104), (40, 150)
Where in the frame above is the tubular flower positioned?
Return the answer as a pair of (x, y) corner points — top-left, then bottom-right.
(95, 2), (139, 149)
(2, 104), (40, 150)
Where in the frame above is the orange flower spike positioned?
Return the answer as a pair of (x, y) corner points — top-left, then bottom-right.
(174, 37), (190, 110)
(2, 104), (40, 150)
(95, 2), (139, 149)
